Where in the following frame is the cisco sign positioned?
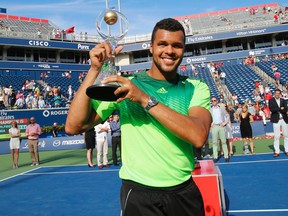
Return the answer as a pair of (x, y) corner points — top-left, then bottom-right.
(28, 40), (50, 47)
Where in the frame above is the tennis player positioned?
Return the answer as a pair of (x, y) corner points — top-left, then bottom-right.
(66, 18), (211, 216)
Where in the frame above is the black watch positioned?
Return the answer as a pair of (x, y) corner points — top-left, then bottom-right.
(144, 96), (159, 111)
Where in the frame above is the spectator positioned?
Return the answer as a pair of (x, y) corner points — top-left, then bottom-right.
(67, 85), (73, 101)
(34, 86), (41, 97)
(258, 82), (264, 96)
(16, 90), (24, 101)
(38, 96), (45, 109)
(210, 97), (229, 163)
(232, 93), (239, 107)
(228, 105), (236, 123)
(269, 89), (288, 157)
(220, 71), (226, 84)
(84, 127), (96, 168)
(263, 5), (267, 14)
(274, 13), (279, 23)
(235, 103), (243, 122)
(25, 93), (32, 109)
(43, 83), (51, 99)
(264, 83), (271, 94)
(263, 103), (271, 119)
(65, 101), (71, 108)
(260, 106), (267, 126)
(54, 92), (61, 107)
(25, 117), (42, 166)
(57, 86), (62, 97)
(9, 89), (16, 108)
(285, 81), (288, 90)
(239, 105), (255, 154)
(95, 120), (110, 169)
(37, 29), (42, 38)
(110, 114), (121, 166)
(52, 122), (58, 137)
(45, 101), (51, 108)
(9, 120), (21, 169)
(31, 95), (38, 109)
(264, 92), (273, 105)
(14, 96), (24, 109)
(274, 70), (281, 86)
(224, 105), (234, 156)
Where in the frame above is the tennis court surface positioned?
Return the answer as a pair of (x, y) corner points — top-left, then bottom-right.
(1, 153), (288, 216)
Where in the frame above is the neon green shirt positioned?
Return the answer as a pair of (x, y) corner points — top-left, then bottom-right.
(92, 72), (210, 187)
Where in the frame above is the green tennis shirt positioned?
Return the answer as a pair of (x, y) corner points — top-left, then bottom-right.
(92, 71), (210, 187)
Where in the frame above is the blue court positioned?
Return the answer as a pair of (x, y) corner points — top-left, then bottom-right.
(0, 154), (288, 216)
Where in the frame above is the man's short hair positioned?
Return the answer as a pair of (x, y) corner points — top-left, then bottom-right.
(275, 88), (282, 94)
(151, 18), (186, 44)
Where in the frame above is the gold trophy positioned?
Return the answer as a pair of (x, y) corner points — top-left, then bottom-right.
(86, 8), (129, 101)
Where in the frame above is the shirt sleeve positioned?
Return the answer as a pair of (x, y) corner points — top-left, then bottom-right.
(25, 125), (29, 136)
(37, 124), (42, 135)
(91, 100), (118, 121)
(188, 80), (211, 111)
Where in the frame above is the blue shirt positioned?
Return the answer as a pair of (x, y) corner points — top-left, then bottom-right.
(110, 121), (121, 137)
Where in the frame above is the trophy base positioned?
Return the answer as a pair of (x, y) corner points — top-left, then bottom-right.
(86, 83), (121, 101)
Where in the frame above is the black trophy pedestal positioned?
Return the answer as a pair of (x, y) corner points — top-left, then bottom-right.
(86, 83), (120, 101)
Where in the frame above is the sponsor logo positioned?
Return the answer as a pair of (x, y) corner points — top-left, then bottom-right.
(236, 29), (267, 36)
(43, 110), (69, 118)
(186, 57), (207, 64)
(249, 51), (255, 56)
(39, 140), (46, 148)
(77, 44), (90, 50)
(62, 139), (85, 145)
(43, 110), (50, 117)
(156, 87), (168, 94)
(187, 35), (213, 43)
(232, 125), (240, 135)
(29, 40), (49, 47)
(53, 140), (61, 147)
(142, 43), (149, 49)
(249, 49), (266, 56)
(38, 64), (51, 69)
(22, 140), (46, 149)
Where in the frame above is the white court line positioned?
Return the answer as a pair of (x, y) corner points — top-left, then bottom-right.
(217, 158), (288, 165)
(227, 209), (288, 213)
(0, 166), (42, 183)
(40, 164), (90, 168)
(23, 169), (120, 175)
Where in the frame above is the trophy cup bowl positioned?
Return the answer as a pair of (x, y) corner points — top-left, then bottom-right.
(86, 8), (129, 101)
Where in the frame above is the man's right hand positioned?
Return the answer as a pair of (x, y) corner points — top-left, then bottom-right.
(89, 41), (123, 72)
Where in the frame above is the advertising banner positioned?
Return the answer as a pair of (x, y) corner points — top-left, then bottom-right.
(0, 108), (69, 138)
(0, 135), (85, 154)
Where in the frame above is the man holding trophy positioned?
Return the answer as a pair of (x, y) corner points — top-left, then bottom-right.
(66, 10), (211, 216)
